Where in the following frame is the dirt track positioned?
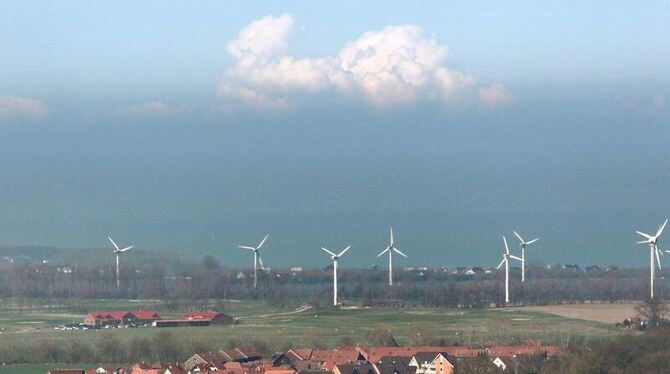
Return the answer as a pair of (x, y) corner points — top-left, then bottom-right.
(520, 304), (638, 324)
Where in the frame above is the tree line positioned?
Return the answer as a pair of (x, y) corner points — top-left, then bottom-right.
(0, 257), (665, 307)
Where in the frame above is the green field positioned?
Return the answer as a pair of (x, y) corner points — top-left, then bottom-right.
(0, 299), (623, 373)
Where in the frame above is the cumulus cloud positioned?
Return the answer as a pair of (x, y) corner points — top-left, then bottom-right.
(220, 14), (504, 109)
(0, 96), (48, 120)
(128, 100), (183, 116)
(478, 83), (514, 108)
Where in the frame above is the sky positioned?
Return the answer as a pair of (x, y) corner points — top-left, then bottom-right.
(0, 1), (669, 268)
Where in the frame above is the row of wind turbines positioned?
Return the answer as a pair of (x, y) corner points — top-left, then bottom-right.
(106, 219), (670, 306)
(241, 228), (535, 306)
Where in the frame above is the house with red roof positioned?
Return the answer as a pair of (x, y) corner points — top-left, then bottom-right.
(129, 362), (162, 374)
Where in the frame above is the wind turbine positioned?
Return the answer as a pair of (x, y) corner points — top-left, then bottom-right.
(108, 236), (134, 291)
(321, 245), (351, 306)
(496, 236), (522, 304)
(377, 228), (408, 286)
(238, 234), (269, 288)
(636, 219), (667, 299)
(513, 230), (539, 283)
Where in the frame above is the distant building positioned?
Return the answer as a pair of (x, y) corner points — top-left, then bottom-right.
(409, 352), (456, 374)
(153, 310), (234, 328)
(84, 311), (161, 327)
(492, 356), (507, 371)
(375, 356), (416, 374)
(332, 362), (376, 374)
(130, 362), (162, 374)
(585, 265), (601, 273)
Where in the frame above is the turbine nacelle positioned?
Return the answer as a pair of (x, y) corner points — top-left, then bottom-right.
(108, 236), (134, 254)
(636, 219), (668, 246)
(496, 236), (522, 269)
(636, 219), (668, 271)
(513, 230), (539, 248)
(322, 246), (351, 260)
(238, 234), (269, 270)
(377, 227), (408, 258)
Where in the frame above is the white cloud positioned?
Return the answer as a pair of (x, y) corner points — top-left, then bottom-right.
(227, 14), (294, 68)
(0, 96), (48, 120)
(218, 84), (291, 109)
(478, 83), (514, 108)
(338, 25), (454, 105)
(220, 14), (507, 109)
(129, 100), (183, 116)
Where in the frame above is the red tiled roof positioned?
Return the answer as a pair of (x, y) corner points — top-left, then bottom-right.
(368, 346), (482, 362)
(337, 345), (370, 359)
(133, 311), (161, 320)
(310, 348), (364, 365)
(290, 349), (313, 360)
(88, 311), (129, 320)
(262, 369), (296, 374)
(183, 310), (222, 319)
(87, 310), (160, 321)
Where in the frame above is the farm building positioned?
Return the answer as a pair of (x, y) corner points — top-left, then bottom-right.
(183, 310), (235, 324)
(84, 311), (161, 327)
(153, 310), (234, 327)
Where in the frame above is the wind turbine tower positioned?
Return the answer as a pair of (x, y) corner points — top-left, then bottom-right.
(238, 234), (269, 288)
(496, 236), (522, 304)
(636, 219), (667, 299)
(513, 230), (539, 282)
(321, 245), (351, 306)
(377, 228), (408, 286)
(108, 236), (134, 291)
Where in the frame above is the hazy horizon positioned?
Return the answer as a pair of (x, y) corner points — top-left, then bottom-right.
(1, 1), (669, 268)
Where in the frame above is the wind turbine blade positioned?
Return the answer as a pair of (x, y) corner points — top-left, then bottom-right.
(321, 247), (337, 257)
(637, 240), (651, 244)
(238, 245), (255, 250)
(526, 238), (540, 245)
(513, 231), (524, 243)
(503, 236), (510, 254)
(657, 219), (669, 238)
(655, 247), (662, 270)
(496, 258), (506, 270)
(637, 231), (653, 239)
(108, 237), (120, 251)
(390, 227), (394, 246)
(338, 245), (351, 257)
(257, 255), (265, 270)
(510, 255), (523, 261)
(256, 234), (269, 249)
(393, 248), (408, 258)
(377, 247), (390, 257)
(120, 246), (134, 252)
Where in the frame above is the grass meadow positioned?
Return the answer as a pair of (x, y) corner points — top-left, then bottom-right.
(0, 299), (628, 373)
